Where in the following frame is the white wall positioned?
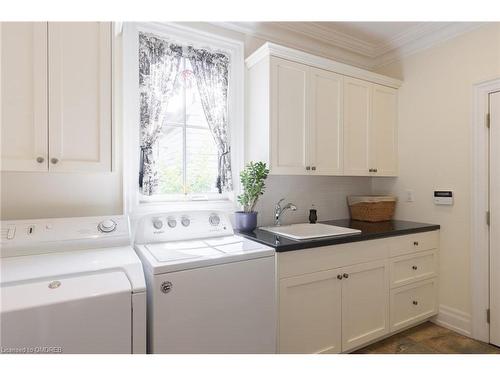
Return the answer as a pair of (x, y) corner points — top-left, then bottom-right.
(255, 176), (372, 227)
(372, 23), (500, 335)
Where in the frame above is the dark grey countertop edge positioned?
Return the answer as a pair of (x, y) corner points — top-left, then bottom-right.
(236, 221), (440, 252)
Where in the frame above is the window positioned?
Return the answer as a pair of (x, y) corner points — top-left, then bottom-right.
(123, 23), (244, 212)
(157, 57), (219, 195)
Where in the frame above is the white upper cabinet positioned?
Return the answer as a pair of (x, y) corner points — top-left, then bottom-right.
(246, 43), (401, 177)
(343, 78), (398, 176)
(343, 77), (371, 175)
(371, 85), (398, 176)
(48, 22), (112, 172)
(270, 57), (309, 174)
(1, 22), (48, 172)
(309, 67), (343, 175)
(1, 22), (112, 173)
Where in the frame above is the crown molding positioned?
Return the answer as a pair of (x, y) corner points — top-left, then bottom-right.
(372, 22), (484, 68)
(214, 22), (487, 70)
(246, 42), (403, 88)
(211, 22), (373, 69)
(273, 22), (377, 57)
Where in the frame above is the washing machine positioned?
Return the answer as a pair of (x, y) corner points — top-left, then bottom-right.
(134, 211), (276, 354)
(0, 215), (146, 354)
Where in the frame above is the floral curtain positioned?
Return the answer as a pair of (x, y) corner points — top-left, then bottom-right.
(139, 32), (182, 195)
(187, 47), (233, 193)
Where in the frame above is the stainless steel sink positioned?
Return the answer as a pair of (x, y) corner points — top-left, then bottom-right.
(259, 223), (361, 240)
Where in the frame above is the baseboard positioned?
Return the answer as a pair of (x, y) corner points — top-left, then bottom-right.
(433, 304), (472, 337)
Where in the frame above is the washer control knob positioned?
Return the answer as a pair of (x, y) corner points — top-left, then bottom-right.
(98, 219), (117, 233)
(167, 218), (177, 228)
(209, 214), (220, 226)
(152, 219), (163, 230)
(181, 216), (190, 227)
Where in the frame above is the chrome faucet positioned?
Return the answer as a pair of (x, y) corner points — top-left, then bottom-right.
(274, 198), (297, 226)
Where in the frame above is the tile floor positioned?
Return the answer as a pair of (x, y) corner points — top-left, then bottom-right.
(354, 322), (500, 354)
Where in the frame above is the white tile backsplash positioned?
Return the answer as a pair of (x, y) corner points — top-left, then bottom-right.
(253, 175), (372, 227)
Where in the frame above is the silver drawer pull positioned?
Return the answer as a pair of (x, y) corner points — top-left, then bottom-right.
(50, 158), (59, 164)
(412, 265), (418, 270)
(36, 156), (45, 163)
(412, 300), (418, 306)
(413, 241), (419, 246)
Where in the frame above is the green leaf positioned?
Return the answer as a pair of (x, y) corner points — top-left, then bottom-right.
(237, 161), (269, 212)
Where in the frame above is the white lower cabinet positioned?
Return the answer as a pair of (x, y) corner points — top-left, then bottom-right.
(279, 270), (342, 354)
(340, 260), (390, 351)
(277, 230), (439, 353)
(390, 278), (438, 332)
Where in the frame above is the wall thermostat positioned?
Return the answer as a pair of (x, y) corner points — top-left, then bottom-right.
(434, 191), (453, 205)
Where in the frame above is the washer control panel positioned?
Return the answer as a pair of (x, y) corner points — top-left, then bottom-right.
(0, 215), (129, 257)
(135, 211), (233, 244)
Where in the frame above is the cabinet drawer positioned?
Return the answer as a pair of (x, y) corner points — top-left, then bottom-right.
(390, 278), (438, 332)
(390, 249), (438, 288)
(389, 231), (439, 257)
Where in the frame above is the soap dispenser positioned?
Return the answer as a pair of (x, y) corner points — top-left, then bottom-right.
(309, 205), (318, 224)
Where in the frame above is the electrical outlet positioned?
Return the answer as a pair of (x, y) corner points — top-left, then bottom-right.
(405, 190), (414, 202)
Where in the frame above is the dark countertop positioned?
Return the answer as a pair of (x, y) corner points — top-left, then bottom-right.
(236, 219), (440, 252)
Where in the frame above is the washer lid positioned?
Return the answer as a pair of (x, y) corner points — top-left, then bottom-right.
(145, 242), (224, 262)
(0, 246), (146, 293)
(136, 235), (275, 274)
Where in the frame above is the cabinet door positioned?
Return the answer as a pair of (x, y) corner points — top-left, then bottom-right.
(279, 269), (342, 353)
(371, 84), (398, 176)
(309, 67), (343, 175)
(343, 77), (371, 176)
(270, 57), (309, 174)
(1, 22), (48, 172)
(48, 22), (112, 172)
(341, 259), (389, 351)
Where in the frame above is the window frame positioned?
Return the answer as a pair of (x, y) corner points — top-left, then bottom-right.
(122, 22), (244, 215)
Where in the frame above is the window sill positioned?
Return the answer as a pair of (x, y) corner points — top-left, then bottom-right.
(131, 197), (237, 217)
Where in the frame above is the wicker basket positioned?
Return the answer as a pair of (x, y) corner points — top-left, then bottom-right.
(347, 195), (397, 222)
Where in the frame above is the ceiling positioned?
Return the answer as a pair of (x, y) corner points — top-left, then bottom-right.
(214, 22), (482, 69)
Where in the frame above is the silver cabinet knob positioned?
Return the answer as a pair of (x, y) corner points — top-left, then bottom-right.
(311, 166), (316, 171)
(374, 168), (378, 172)
(36, 156), (45, 163)
(412, 265), (418, 270)
(306, 166), (311, 171)
(412, 300), (418, 306)
(413, 241), (419, 246)
(369, 168), (374, 172)
(50, 158), (59, 164)
(343, 273), (349, 279)
(337, 274), (343, 280)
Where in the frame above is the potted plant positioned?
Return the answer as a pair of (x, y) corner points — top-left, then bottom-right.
(235, 161), (269, 232)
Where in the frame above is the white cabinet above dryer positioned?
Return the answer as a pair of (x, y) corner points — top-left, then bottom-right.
(245, 42), (401, 177)
(1, 22), (112, 173)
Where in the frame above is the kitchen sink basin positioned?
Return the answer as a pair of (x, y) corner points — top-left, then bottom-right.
(259, 223), (361, 240)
